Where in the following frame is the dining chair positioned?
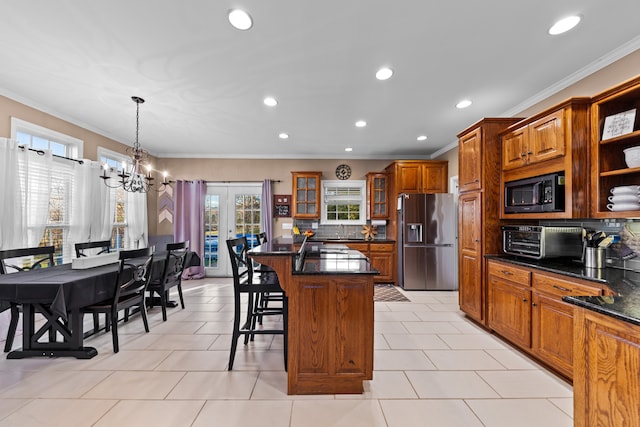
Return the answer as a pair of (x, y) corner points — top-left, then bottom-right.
(81, 247), (153, 353)
(226, 236), (287, 370)
(147, 241), (188, 321)
(0, 246), (56, 352)
(74, 240), (111, 258)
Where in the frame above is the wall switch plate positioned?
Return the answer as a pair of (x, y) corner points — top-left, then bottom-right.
(282, 223), (293, 230)
(312, 222), (318, 229)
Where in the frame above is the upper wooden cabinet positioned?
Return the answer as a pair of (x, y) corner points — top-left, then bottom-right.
(292, 171), (322, 219)
(500, 98), (591, 219)
(385, 160), (448, 194)
(590, 75), (640, 218)
(366, 172), (388, 219)
(502, 110), (565, 170)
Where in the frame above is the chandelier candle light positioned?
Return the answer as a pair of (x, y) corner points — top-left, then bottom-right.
(100, 96), (171, 193)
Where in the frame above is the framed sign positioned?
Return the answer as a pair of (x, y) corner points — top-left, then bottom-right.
(602, 109), (636, 140)
(274, 194), (291, 218)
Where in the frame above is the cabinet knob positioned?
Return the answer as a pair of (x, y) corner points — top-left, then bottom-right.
(522, 298), (528, 303)
(527, 151), (533, 156)
(520, 152), (527, 158)
(474, 179), (479, 183)
(532, 302), (537, 307)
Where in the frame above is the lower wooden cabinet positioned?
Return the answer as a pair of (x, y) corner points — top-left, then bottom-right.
(486, 259), (603, 380)
(345, 242), (395, 284)
(574, 307), (640, 427)
(487, 261), (532, 348)
(369, 243), (394, 283)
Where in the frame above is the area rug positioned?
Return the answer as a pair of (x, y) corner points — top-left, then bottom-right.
(374, 284), (410, 302)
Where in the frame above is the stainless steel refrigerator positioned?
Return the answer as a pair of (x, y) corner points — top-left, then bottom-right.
(397, 193), (458, 290)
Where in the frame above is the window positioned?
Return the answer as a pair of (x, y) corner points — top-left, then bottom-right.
(97, 147), (130, 250)
(321, 180), (366, 225)
(11, 118), (83, 264)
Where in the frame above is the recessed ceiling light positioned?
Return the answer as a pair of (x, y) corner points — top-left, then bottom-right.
(355, 120), (367, 128)
(456, 99), (472, 109)
(548, 15), (581, 35)
(345, 147), (353, 152)
(376, 67), (393, 81)
(228, 9), (253, 30)
(417, 135), (427, 141)
(264, 97), (278, 107)
(278, 133), (289, 139)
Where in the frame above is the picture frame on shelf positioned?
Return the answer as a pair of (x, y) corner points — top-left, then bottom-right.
(602, 108), (636, 140)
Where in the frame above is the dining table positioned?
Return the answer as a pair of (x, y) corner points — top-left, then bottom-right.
(0, 251), (200, 359)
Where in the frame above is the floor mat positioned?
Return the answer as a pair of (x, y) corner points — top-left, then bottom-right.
(374, 284), (410, 302)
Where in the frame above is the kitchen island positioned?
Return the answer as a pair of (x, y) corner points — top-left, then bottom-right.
(248, 237), (378, 395)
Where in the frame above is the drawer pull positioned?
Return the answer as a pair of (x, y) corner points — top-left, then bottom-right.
(552, 285), (571, 292)
(522, 298), (528, 302)
(501, 270), (513, 275)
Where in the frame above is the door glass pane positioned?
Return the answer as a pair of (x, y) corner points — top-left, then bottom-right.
(204, 195), (219, 268)
(235, 194), (261, 248)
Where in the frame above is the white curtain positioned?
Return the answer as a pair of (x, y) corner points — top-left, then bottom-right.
(0, 138), (52, 250)
(126, 190), (148, 249)
(68, 160), (112, 256)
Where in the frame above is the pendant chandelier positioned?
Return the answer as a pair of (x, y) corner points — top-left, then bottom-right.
(100, 96), (171, 193)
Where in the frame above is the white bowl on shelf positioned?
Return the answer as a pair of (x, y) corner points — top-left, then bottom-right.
(624, 146), (640, 168)
(608, 194), (640, 203)
(610, 185), (640, 195)
(607, 202), (640, 212)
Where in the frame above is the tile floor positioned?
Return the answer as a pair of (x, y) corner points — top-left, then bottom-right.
(0, 279), (573, 426)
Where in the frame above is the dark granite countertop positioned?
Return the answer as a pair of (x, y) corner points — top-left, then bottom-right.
(248, 237), (378, 276)
(487, 254), (640, 326)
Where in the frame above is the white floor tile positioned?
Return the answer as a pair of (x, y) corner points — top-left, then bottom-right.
(290, 400), (387, 427)
(382, 333), (449, 350)
(167, 371), (258, 399)
(477, 370), (572, 398)
(424, 349), (507, 370)
(193, 400), (292, 427)
(95, 399), (205, 427)
(380, 399), (484, 427)
(466, 398), (573, 427)
(405, 370), (501, 398)
(0, 398), (117, 427)
(374, 349), (436, 370)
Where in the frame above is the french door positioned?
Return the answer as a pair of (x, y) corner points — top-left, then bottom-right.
(204, 183), (262, 277)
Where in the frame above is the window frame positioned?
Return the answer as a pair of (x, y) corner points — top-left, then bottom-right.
(97, 147), (131, 250)
(320, 180), (366, 225)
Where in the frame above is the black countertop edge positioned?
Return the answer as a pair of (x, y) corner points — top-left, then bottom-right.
(307, 238), (395, 243)
(562, 295), (640, 327)
(487, 254), (640, 326)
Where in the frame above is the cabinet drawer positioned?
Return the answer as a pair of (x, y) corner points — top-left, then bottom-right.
(369, 243), (393, 252)
(347, 243), (369, 254)
(488, 261), (531, 284)
(532, 273), (602, 297)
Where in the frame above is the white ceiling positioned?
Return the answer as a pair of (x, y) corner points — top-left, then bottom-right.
(1, 0), (639, 160)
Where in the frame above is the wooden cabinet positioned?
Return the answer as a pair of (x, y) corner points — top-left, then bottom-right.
(292, 171), (322, 219)
(458, 191), (483, 322)
(366, 172), (388, 219)
(573, 307), (640, 427)
(385, 160), (448, 194)
(344, 241), (395, 284)
(295, 275), (373, 393)
(457, 119), (521, 325)
(487, 261), (532, 348)
(502, 110), (565, 170)
(369, 242), (394, 283)
(501, 99), (590, 219)
(487, 259), (604, 380)
(590, 75), (640, 218)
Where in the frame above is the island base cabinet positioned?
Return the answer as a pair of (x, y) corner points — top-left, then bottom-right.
(574, 308), (640, 427)
(288, 276), (374, 394)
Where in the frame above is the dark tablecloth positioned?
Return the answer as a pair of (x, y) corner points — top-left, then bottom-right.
(0, 251), (201, 319)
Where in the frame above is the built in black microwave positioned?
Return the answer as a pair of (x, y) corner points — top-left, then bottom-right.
(504, 172), (565, 213)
